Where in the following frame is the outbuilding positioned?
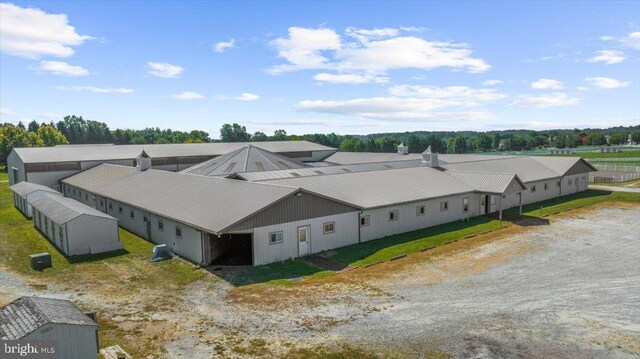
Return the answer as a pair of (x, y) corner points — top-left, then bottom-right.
(30, 193), (123, 256)
(0, 296), (99, 359)
(9, 181), (61, 218)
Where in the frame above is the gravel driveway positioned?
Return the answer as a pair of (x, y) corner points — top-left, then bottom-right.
(332, 207), (640, 358)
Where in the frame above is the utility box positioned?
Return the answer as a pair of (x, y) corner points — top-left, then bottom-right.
(30, 252), (52, 271)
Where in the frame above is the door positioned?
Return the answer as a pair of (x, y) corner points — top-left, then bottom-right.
(298, 226), (310, 256)
(480, 195), (487, 215)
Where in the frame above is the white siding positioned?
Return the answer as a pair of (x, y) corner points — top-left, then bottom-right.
(7, 150), (25, 185)
(66, 215), (121, 256)
(252, 212), (360, 265)
(359, 193), (480, 242)
(24, 323), (98, 359)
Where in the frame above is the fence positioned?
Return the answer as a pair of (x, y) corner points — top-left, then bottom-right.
(586, 157), (640, 163)
(592, 172), (640, 183)
(590, 163), (640, 172)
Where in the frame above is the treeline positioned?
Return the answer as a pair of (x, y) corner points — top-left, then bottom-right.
(1, 114), (639, 166)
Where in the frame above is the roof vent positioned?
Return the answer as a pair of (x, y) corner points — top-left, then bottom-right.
(397, 142), (409, 155)
(136, 150), (152, 172)
(422, 146), (439, 168)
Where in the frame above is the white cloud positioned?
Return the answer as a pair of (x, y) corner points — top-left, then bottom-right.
(576, 86), (589, 91)
(268, 26), (491, 79)
(586, 50), (626, 64)
(171, 91), (204, 100)
(147, 62), (184, 78)
(38, 61), (89, 76)
(510, 93), (579, 108)
(219, 92), (260, 101)
(600, 35), (614, 41)
(483, 79), (503, 86)
(213, 39), (236, 53)
(584, 76), (630, 89)
(620, 31), (640, 50)
(531, 78), (563, 90)
(57, 86), (134, 94)
(0, 107), (17, 116)
(313, 72), (389, 84)
(0, 3), (91, 59)
(296, 84), (503, 121)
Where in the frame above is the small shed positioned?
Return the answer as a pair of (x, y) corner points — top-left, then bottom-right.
(9, 181), (61, 218)
(0, 296), (99, 359)
(600, 146), (622, 153)
(29, 193), (123, 256)
(548, 147), (575, 155)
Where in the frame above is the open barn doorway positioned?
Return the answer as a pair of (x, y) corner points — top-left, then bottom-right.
(207, 233), (253, 266)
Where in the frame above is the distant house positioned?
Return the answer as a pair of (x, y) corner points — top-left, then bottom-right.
(0, 296), (99, 359)
(600, 147), (622, 153)
(548, 148), (576, 155)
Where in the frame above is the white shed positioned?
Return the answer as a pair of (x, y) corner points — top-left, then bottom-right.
(0, 296), (99, 359)
(9, 182), (62, 218)
(29, 193), (123, 256)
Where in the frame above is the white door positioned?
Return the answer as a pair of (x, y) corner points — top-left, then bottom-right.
(480, 195), (486, 215)
(298, 226), (310, 256)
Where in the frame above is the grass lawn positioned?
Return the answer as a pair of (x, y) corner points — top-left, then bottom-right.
(229, 260), (324, 286)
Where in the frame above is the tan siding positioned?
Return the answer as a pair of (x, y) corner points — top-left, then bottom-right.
(225, 192), (358, 232)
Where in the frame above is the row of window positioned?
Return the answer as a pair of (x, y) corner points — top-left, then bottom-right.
(34, 210), (64, 248)
(360, 198), (469, 227)
(106, 201), (183, 238)
(530, 177), (585, 193)
(269, 222), (335, 245)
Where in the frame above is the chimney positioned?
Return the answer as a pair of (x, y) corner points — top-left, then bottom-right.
(136, 150), (152, 172)
(422, 145), (439, 167)
(397, 142), (408, 155)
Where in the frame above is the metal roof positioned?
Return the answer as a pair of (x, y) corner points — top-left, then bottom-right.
(323, 151), (514, 165)
(12, 141), (335, 164)
(446, 170), (527, 194)
(233, 160), (422, 181)
(62, 164), (303, 234)
(180, 145), (308, 176)
(263, 166), (474, 209)
(9, 182), (59, 197)
(28, 193), (116, 224)
(1, 296), (97, 340)
(530, 156), (597, 175)
(441, 157), (562, 183)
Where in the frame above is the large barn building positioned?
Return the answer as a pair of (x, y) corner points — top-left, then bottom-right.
(10, 142), (596, 266)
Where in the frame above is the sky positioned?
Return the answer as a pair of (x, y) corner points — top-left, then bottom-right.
(0, 1), (639, 139)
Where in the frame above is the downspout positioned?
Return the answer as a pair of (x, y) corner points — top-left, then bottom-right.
(357, 211), (363, 243)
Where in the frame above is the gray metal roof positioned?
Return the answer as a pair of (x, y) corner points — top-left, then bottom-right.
(233, 160), (422, 181)
(441, 157), (562, 183)
(446, 170), (527, 194)
(28, 193), (116, 224)
(323, 151), (513, 165)
(1, 296), (97, 340)
(530, 156), (597, 175)
(181, 145), (308, 176)
(264, 166), (474, 209)
(12, 141), (335, 164)
(9, 182), (59, 197)
(62, 164), (303, 233)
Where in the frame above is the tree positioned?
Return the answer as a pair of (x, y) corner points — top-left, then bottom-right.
(339, 137), (359, 152)
(272, 129), (288, 141)
(631, 131), (640, 144)
(0, 124), (28, 165)
(253, 131), (267, 141)
(220, 123), (251, 142)
(475, 133), (493, 151)
(28, 120), (40, 132)
(609, 132), (626, 145)
(37, 125), (69, 146)
(511, 135), (528, 151)
(186, 130), (210, 143)
(585, 132), (606, 146)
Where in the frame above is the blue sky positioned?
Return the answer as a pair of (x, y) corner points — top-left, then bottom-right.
(1, 1), (639, 138)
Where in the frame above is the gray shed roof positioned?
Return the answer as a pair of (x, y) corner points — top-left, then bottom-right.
(9, 182), (59, 197)
(28, 193), (115, 224)
(12, 141), (335, 164)
(62, 164), (306, 233)
(1, 296), (97, 340)
(181, 145), (308, 176)
(441, 157), (562, 183)
(446, 171), (527, 194)
(530, 156), (597, 175)
(232, 160), (422, 181)
(323, 151), (513, 165)
(264, 166), (474, 209)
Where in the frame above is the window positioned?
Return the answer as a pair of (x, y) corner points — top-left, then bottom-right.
(416, 205), (425, 216)
(556, 180), (561, 188)
(389, 210), (399, 221)
(531, 185), (537, 193)
(269, 231), (283, 244)
(175, 225), (182, 238)
(568, 178), (572, 185)
(544, 183), (549, 190)
(109, 203), (113, 210)
(100, 199), (104, 206)
(360, 215), (370, 227)
(440, 201), (448, 211)
(158, 220), (164, 231)
(463, 197), (470, 212)
(490, 196), (496, 205)
(130, 211), (135, 220)
(118, 206), (123, 214)
(143, 214), (148, 223)
(323, 222), (335, 234)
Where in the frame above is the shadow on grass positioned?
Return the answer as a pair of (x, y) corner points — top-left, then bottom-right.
(33, 227), (130, 264)
(208, 260), (323, 286)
